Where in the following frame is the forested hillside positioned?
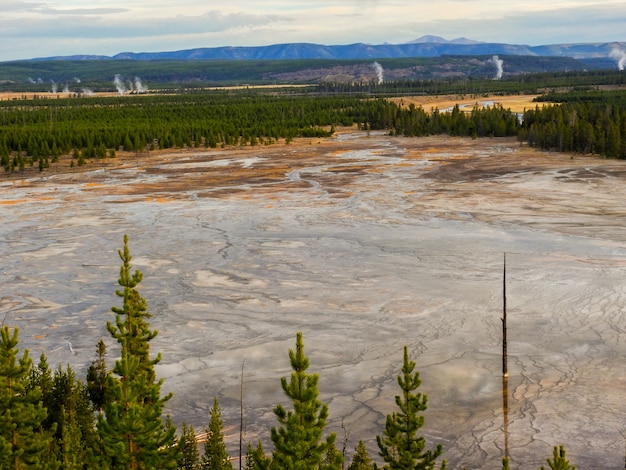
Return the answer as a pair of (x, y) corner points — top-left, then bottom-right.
(0, 55), (607, 91)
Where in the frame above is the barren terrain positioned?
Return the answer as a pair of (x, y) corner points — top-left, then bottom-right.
(1, 129), (625, 469)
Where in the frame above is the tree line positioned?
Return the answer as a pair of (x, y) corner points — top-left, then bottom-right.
(318, 70), (626, 97)
(368, 90), (626, 159)
(2, 57), (615, 92)
(1, 236), (578, 469)
(519, 90), (626, 157)
(0, 92), (389, 172)
(2, 86), (626, 175)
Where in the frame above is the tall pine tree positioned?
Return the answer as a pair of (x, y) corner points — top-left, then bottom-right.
(86, 339), (109, 414)
(348, 440), (374, 470)
(269, 331), (341, 470)
(0, 326), (54, 469)
(96, 235), (179, 469)
(376, 346), (446, 470)
(244, 443), (257, 470)
(177, 422), (200, 470)
(201, 397), (233, 470)
(249, 440), (271, 470)
(50, 364), (97, 469)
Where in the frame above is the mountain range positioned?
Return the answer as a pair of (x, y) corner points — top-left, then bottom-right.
(34, 36), (626, 62)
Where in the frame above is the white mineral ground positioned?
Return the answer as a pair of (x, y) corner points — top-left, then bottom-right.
(1, 131), (625, 469)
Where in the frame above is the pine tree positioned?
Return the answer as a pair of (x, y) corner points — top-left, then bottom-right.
(96, 235), (179, 469)
(86, 339), (109, 413)
(50, 365), (96, 469)
(269, 331), (341, 470)
(348, 440), (374, 470)
(27, 353), (62, 468)
(0, 326), (54, 469)
(201, 397), (233, 470)
(540, 445), (576, 470)
(244, 443), (256, 470)
(249, 440), (271, 470)
(376, 346), (446, 470)
(58, 404), (84, 470)
(28, 353), (53, 392)
(177, 422), (200, 470)
(27, 353), (53, 429)
(322, 441), (344, 470)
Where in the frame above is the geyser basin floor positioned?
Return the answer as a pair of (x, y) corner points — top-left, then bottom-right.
(1, 132), (625, 469)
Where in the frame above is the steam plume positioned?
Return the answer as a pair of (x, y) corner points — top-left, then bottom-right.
(50, 80), (58, 94)
(134, 77), (148, 93)
(27, 77), (36, 84)
(81, 88), (94, 96)
(73, 77), (81, 83)
(609, 47), (626, 71)
(113, 74), (126, 95)
(371, 61), (384, 84)
(491, 55), (504, 80)
(62, 83), (69, 93)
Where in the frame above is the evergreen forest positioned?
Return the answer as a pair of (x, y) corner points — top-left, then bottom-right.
(0, 236), (580, 469)
(2, 70), (626, 176)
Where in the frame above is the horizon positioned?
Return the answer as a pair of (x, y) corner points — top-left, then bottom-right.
(2, 0), (626, 62)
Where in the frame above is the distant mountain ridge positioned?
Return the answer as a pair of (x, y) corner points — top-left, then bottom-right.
(31, 37), (626, 62)
(408, 35), (485, 45)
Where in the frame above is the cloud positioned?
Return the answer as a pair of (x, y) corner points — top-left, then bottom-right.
(0, 9), (284, 40)
(36, 6), (129, 15)
(3, 0), (45, 12)
(1, 1), (626, 61)
(391, 4), (626, 45)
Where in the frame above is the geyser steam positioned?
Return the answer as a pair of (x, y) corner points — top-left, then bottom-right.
(134, 77), (148, 93)
(491, 55), (504, 80)
(113, 74), (148, 94)
(113, 74), (126, 95)
(371, 61), (384, 84)
(610, 47), (626, 71)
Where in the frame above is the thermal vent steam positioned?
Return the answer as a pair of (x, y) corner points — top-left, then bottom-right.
(114, 74), (126, 95)
(371, 61), (384, 84)
(610, 47), (626, 71)
(113, 74), (148, 94)
(134, 77), (148, 93)
(491, 55), (504, 80)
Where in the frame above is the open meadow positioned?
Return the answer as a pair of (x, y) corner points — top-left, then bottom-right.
(388, 94), (542, 113)
(1, 114), (625, 468)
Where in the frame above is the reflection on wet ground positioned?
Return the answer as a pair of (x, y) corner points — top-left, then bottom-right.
(1, 132), (625, 469)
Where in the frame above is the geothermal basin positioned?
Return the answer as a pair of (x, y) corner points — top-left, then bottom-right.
(1, 131), (625, 469)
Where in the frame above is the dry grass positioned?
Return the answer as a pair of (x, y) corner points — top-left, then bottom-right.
(388, 94), (543, 113)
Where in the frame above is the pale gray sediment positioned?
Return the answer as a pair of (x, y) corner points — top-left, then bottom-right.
(1, 133), (625, 469)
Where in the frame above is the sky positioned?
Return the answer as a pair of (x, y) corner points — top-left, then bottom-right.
(2, 0), (626, 62)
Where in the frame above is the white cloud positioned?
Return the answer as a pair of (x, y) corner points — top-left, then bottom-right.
(4, 0), (40, 8)
(1, 1), (625, 60)
(36, 6), (129, 15)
